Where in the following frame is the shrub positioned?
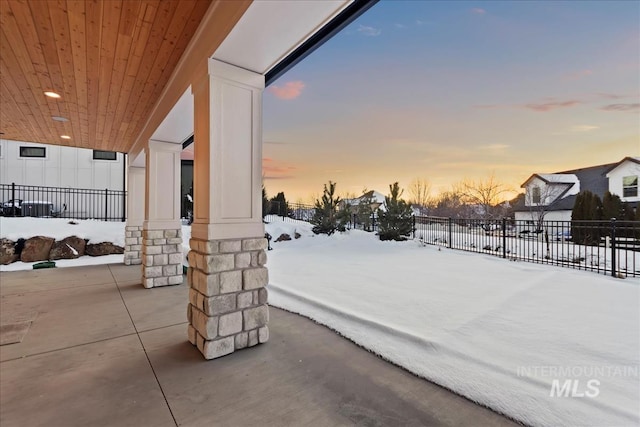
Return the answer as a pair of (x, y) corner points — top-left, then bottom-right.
(378, 182), (413, 241)
(311, 181), (342, 235)
(571, 191), (603, 245)
(356, 191), (375, 231)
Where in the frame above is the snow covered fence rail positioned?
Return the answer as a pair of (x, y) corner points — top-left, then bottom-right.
(413, 216), (640, 278)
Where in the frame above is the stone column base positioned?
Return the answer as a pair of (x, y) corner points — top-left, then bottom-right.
(187, 237), (269, 359)
(124, 225), (143, 265)
(142, 228), (183, 288)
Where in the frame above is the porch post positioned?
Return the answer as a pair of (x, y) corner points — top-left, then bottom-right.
(141, 140), (183, 288)
(187, 58), (268, 360)
(124, 164), (145, 265)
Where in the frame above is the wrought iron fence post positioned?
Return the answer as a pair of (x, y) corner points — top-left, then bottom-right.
(610, 218), (617, 278)
(448, 217), (452, 249)
(104, 188), (108, 221)
(502, 217), (507, 259)
(412, 215), (416, 239)
(122, 189), (126, 222)
(11, 182), (16, 216)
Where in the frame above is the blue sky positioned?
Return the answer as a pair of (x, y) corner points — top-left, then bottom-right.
(263, 1), (639, 202)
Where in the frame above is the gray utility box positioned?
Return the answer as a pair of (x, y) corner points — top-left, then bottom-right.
(21, 201), (55, 217)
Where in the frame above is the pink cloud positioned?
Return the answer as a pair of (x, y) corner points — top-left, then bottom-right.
(263, 158), (297, 180)
(470, 8), (486, 15)
(601, 103), (640, 112)
(596, 93), (626, 100)
(565, 69), (592, 80)
(524, 100), (582, 112)
(268, 81), (305, 100)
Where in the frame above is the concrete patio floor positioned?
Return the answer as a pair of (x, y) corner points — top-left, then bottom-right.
(0, 264), (518, 427)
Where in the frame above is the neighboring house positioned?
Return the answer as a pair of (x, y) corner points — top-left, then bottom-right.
(0, 139), (126, 218)
(342, 190), (386, 212)
(513, 157), (640, 226)
(0, 139), (125, 190)
(1, 139), (196, 219)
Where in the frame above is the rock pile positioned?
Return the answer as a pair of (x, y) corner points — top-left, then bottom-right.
(0, 235), (123, 265)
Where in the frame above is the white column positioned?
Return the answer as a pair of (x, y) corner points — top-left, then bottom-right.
(141, 140), (183, 288)
(191, 59), (265, 241)
(123, 165), (145, 265)
(144, 140), (182, 230)
(187, 59), (269, 360)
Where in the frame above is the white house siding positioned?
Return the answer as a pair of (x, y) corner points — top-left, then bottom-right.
(515, 210), (572, 223)
(606, 159), (640, 203)
(1, 139), (126, 219)
(515, 210), (572, 237)
(523, 176), (576, 207)
(0, 139), (125, 189)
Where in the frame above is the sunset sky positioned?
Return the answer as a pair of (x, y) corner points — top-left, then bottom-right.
(262, 0), (639, 203)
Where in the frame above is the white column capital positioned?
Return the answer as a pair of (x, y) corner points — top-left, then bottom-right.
(148, 139), (183, 152)
(207, 58), (265, 90)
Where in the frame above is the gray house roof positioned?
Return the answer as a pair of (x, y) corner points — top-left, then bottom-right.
(514, 162), (616, 212)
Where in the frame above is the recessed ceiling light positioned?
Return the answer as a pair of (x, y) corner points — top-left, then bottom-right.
(51, 116), (69, 122)
(44, 91), (61, 99)
(60, 135), (71, 139)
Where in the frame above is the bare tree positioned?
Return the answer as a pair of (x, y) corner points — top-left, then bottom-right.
(524, 185), (557, 232)
(430, 186), (471, 218)
(460, 173), (509, 219)
(408, 178), (432, 215)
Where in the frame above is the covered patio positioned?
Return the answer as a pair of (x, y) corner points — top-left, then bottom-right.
(0, 264), (516, 426)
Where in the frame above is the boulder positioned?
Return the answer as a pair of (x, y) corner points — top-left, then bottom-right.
(49, 236), (86, 260)
(21, 236), (55, 262)
(0, 239), (19, 265)
(275, 233), (291, 242)
(85, 242), (124, 256)
(294, 232), (301, 239)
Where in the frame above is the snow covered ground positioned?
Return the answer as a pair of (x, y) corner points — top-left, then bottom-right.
(265, 218), (640, 427)
(2, 217), (639, 426)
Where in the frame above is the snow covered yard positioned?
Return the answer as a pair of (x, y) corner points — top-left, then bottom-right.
(266, 219), (640, 427)
(2, 217), (639, 426)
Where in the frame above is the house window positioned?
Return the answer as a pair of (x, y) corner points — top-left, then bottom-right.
(93, 150), (117, 160)
(623, 175), (638, 197)
(19, 146), (46, 158)
(531, 186), (541, 204)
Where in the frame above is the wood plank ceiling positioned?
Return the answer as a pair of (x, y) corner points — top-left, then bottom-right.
(0, 0), (217, 153)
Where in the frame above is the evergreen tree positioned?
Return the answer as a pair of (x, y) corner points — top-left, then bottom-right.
(262, 186), (270, 219)
(571, 191), (602, 245)
(602, 191), (623, 220)
(378, 182), (414, 241)
(311, 181), (342, 235)
(356, 190), (375, 231)
(601, 191), (623, 237)
(269, 192), (289, 217)
(336, 202), (352, 232)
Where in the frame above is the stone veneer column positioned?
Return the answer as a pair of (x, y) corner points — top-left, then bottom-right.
(124, 165), (145, 265)
(142, 140), (183, 288)
(188, 59), (267, 359)
(187, 237), (269, 358)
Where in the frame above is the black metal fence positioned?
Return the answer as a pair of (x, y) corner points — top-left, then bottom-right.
(264, 205), (639, 277)
(413, 216), (639, 278)
(0, 182), (126, 221)
(266, 201), (316, 223)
